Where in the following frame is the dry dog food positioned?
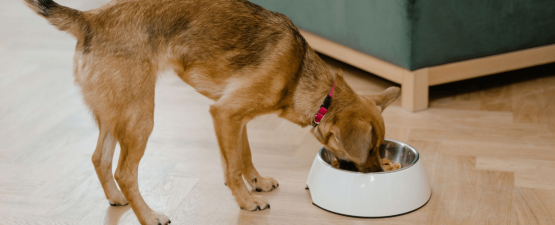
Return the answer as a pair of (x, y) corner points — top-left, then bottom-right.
(331, 158), (401, 172)
(381, 159), (402, 171)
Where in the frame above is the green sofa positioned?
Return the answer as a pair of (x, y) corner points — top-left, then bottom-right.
(250, 0), (555, 111)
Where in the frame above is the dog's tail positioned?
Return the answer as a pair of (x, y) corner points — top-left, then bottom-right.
(24, 0), (88, 38)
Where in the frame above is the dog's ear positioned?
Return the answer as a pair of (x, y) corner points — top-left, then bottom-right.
(365, 87), (401, 111)
(330, 116), (373, 165)
(336, 68), (344, 77)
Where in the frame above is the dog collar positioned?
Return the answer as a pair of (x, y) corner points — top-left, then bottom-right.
(312, 81), (336, 127)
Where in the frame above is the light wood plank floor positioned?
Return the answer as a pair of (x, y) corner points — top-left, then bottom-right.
(2, 0), (555, 224)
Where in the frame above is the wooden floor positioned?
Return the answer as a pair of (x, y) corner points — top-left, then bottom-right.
(2, 0), (555, 224)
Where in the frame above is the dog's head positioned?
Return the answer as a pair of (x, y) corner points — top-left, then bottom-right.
(311, 79), (400, 172)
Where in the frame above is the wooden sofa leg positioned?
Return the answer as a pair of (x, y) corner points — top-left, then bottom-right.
(402, 69), (429, 112)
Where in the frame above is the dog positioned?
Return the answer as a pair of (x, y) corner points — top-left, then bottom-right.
(24, 0), (400, 224)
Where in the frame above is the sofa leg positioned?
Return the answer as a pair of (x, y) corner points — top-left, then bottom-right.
(402, 69), (429, 112)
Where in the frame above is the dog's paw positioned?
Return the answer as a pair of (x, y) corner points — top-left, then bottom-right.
(252, 176), (279, 192)
(141, 211), (171, 225)
(108, 193), (129, 206)
(239, 194), (270, 211)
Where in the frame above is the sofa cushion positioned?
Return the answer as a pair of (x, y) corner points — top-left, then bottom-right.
(250, 0), (555, 70)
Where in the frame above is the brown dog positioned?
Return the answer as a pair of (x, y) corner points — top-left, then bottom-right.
(24, 0), (400, 224)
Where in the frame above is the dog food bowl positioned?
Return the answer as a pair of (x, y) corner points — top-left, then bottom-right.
(306, 139), (431, 217)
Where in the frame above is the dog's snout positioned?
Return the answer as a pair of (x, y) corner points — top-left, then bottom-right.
(336, 159), (358, 171)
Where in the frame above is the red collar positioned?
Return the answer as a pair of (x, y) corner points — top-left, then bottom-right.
(312, 81), (336, 127)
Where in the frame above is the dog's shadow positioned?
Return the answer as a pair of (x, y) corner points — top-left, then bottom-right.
(104, 204), (132, 225)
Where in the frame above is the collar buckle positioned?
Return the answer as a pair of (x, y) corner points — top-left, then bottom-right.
(312, 81), (336, 127)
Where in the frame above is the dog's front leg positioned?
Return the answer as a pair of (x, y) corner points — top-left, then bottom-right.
(241, 127), (279, 192)
(210, 105), (270, 211)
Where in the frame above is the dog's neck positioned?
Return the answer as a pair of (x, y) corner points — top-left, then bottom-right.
(278, 48), (354, 127)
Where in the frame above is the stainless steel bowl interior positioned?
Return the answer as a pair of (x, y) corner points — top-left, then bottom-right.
(318, 139), (419, 173)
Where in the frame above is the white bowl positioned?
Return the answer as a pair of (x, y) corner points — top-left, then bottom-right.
(306, 139), (431, 217)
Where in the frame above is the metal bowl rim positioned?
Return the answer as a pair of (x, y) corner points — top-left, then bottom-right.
(316, 139), (420, 174)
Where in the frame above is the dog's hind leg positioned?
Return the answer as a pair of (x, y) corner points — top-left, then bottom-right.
(79, 54), (169, 224)
(109, 89), (171, 224)
(112, 98), (171, 225)
(91, 122), (128, 206)
(221, 153), (228, 186)
(241, 127), (279, 192)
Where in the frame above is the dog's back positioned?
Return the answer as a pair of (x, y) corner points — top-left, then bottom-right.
(26, 0), (307, 101)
